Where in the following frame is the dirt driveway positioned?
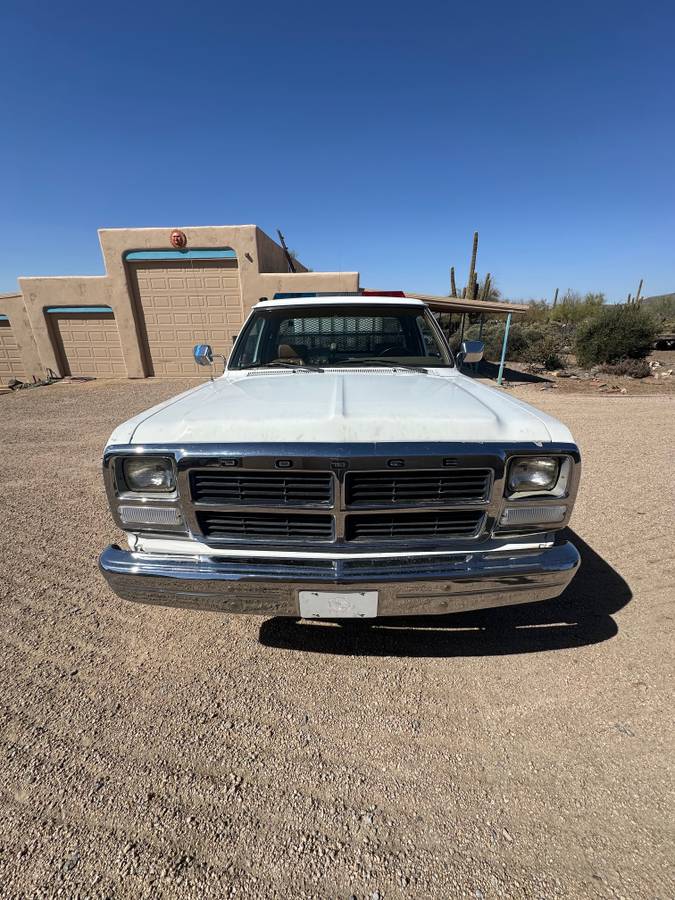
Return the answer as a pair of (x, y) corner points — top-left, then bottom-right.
(0, 380), (673, 899)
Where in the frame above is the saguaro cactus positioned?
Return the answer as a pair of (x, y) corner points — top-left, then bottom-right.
(481, 273), (492, 301)
(552, 288), (559, 307)
(467, 231), (479, 302)
(450, 267), (457, 297)
(635, 279), (643, 305)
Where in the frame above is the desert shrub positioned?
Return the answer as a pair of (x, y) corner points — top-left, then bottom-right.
(446, 328), (463, 355)
(550, 291), (606, 325)
(522, 334), (566, 369)
(575, 304), (658, 366)
(599, 358), (651, 378)
(459, 320), (565, 364)
(448, 320), (509, 359)
(461, 321), (512, 360)
(523, 300), (551, 324)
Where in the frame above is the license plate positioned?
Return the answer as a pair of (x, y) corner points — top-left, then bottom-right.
(299, 590), (378, 619)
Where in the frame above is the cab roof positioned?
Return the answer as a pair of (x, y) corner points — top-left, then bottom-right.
(254, 295), (426, 309)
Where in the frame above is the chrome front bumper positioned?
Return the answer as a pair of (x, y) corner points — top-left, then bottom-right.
(99, 541), (580, 616)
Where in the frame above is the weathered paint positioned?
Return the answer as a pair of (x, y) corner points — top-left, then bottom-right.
(107, 367), (573, 447)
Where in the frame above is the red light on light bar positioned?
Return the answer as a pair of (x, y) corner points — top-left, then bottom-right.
(360, 290), (406, 297)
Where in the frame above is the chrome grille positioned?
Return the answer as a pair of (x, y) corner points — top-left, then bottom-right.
(196, 511), (334, 541)
(345, 469), (491, 506)
(180, 452), (498, 547)
(345, 510), (485, 542)
(190, 470), (332, 506)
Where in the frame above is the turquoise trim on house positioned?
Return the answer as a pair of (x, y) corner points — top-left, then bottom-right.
(0, 314), (8, 321)
(46, 306), (113, 314)
(124, 249), (236, 261)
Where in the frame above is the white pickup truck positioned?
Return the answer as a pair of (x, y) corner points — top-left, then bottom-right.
(99, 296), (581, 619)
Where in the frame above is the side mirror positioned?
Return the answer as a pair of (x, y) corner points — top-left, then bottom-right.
(458, 340), (484, 366)
(193, 344), (214, 367)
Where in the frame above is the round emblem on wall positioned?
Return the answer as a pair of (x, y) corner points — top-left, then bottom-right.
(170, 229), (187, 249)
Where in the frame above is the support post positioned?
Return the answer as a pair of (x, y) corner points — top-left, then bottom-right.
(497, 313), (512, 386)
(473, 314), (485, 374)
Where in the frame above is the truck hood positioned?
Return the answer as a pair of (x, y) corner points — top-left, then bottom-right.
(107, 370), (574, 447)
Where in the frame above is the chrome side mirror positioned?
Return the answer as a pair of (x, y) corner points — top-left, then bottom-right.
(193, 344), (214, 367)
(458, 340), (484, 366)
(194, 343), (227, 380)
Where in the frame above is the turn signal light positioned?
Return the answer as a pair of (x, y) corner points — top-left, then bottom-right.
(118, 505), (182, 526)
(499, 505), (566, 527)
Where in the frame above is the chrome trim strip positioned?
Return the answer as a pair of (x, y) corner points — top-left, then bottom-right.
(99, 540), (581, 616)
(105, 441), (581, 458)
(131, 534), (556, 559)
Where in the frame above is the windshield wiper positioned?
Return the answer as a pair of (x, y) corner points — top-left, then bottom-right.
(245, 361), (324, 373)
(338, 357), (428, 373)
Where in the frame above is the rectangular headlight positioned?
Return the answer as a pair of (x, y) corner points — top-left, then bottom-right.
(507, 457), (559, 493)
(123, 457), (175, 492)
(500, 505), (566, 527)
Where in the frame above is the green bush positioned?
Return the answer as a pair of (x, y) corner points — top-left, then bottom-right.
(448, 321), (510, 359)
(449, 319), (565, 366)
(459, 322), (519, 360)
(523, 300), (551, 324)
(550, 291), (606, 326)
(575, 305), (658, 366)
(522, 334), (566, 370)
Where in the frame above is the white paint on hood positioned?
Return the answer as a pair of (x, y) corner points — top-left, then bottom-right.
(106, 370), (574, 447)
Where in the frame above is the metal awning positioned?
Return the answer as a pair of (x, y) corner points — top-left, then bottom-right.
(403, 292), (527, 385)
(402, 292), (528, 316)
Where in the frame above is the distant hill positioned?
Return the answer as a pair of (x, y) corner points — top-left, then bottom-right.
(641, 292), (675, 305)
(641, 293), (675, 328)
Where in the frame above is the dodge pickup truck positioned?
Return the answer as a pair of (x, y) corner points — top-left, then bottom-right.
(99, 296), (581, 619)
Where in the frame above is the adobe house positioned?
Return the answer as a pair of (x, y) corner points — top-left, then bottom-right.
(5, 224), (358, 382)
(0, 292), (43, 387)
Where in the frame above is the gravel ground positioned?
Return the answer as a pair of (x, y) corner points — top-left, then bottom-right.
(0, 379), (673, 899)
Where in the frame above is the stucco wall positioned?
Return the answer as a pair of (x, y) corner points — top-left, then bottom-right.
(19, 277), (114, 377)
(255, 229), (309, 274)
(17, 225), (359, 378)
(0, 293), (44, 382)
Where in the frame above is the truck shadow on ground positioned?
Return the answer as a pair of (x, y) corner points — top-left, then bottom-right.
(258, 530), (632, 657)
(464, 360), (552, 383)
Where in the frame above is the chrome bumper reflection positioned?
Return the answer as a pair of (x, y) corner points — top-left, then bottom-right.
(99, 542), (580, 616)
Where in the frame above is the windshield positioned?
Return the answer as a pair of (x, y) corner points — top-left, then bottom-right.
(228, 304), (453, 370)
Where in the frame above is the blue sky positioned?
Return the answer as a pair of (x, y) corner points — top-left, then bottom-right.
(1, 0), (673, 301)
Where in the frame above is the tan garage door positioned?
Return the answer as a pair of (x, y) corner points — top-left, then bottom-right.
(51, 313), (126, 377)
(129, 260), (243, 376)
(0, 319), (27, 385)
